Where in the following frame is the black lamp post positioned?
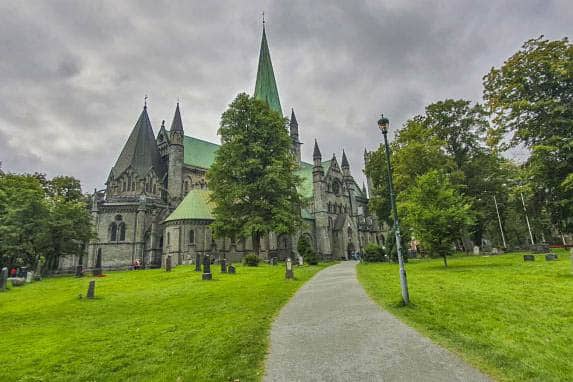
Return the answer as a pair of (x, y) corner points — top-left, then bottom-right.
(378, 114), (410, 305)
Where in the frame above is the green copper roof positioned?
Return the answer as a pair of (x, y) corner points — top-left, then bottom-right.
(295, 160), (332, 199)
(183, 136), (219, 169)
(165, 188), (214, 222)
(254, 26), (282, 115)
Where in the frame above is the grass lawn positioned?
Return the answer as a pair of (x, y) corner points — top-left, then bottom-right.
(357, 249), (573, 382)
(0, 262), (330, 381)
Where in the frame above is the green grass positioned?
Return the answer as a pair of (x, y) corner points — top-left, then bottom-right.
(357, 249), (573, 382)
(0, 263), (330, 381)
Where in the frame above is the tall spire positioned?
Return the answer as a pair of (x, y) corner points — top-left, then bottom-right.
(170, 102), (184, 133)
(254, 22), (283, 115)
(313, 139), (322, 160)
(290, 108), (299, 138)
(341, 150), (350, 169)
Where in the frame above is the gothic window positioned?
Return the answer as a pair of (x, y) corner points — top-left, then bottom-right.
(109, 222), (117, 242)
(127, 176), (132, 191)
(118, 223), (126, 241)
(328, 217), (333, 229)
(184, 181), (189, 193)
(347, 227), (353, 238)
(189, 229), (195, 244)
(332, 180), (340, 195)
(132, 182), (136, 191)
(153, 184), (157, 194)
(167, 232), (171, 245)
(122, 181), (126, 192)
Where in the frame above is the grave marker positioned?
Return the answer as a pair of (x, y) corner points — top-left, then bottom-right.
(545, 254), (558, 261)
(166, 256), (172, 272)
(0, 267), (8, 291)
(87, 280), (95, 299)
(221, 258), (227, 273)
(202, 255), (212, 280)
(285, 257), (294, 279)
(523, 255), (535, 261)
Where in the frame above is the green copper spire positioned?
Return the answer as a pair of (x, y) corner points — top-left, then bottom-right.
(254, 24), (283, 115)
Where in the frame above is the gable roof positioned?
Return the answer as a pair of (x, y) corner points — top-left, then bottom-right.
(183, 136), (219, 169)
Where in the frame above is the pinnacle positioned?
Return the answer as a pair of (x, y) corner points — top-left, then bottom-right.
(313, 139), (322, 160)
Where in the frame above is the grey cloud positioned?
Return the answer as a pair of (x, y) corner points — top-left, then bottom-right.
(0, 0), (571, 192)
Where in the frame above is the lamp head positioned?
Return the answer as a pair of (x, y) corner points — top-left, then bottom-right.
(378, 114), (389, 134)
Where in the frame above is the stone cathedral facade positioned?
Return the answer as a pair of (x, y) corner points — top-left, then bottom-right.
(78, 25), (383, 271)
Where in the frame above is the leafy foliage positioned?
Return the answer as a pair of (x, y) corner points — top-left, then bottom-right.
(207, 93), (302, 256)
(0, 173), (93, 272)
(483, 36), (573, 233)
(398, 171), (474, 267)
(362, 243), (386, 262)
(297, 235), (317, 265)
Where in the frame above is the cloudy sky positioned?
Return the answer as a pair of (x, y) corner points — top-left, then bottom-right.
(0, 0), (571, 191)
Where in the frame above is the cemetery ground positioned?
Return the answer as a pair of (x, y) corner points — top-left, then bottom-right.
(0, 262), (330, 381)
(357, 249), (572, 382)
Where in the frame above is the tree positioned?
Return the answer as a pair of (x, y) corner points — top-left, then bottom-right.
(483, 36), (573, 235)
(207, 93), (302, 257)
(0, 174), (49, 269)
(398, 171), (474, 267)
(297, 235), (317, 265)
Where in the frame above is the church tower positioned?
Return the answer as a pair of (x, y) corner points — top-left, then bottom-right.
(167, 103), (184, 205)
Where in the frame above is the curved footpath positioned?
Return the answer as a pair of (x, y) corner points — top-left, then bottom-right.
(264, 261), (491, 382)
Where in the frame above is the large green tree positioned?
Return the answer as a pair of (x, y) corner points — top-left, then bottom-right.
(399, 170), (474, 267)
(207, 93), (302, 257)
(483, 36), (573, 235)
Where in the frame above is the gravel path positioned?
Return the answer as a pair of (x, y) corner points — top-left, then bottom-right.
(264, 261), (491, 382)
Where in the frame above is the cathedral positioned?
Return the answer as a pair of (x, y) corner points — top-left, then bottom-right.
(77, 24), (383, 271)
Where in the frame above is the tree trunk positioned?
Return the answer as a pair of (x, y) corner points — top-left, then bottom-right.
(443, 254), (448, 268)
(253, 232), (261, 258)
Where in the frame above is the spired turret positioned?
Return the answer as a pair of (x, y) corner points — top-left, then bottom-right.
(167, 103), (184, 205)
(254, 23), (282, 115)
(312, 139), (324, 182)
(290, 109), (302, 165)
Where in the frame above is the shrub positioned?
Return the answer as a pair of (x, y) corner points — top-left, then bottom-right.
(297, 236), (318, 265)
(363, 243), (386, 262)
(243, 253), (260, 266)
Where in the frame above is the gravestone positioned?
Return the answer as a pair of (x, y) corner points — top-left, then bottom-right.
(0, 267), (8, 291)
(165, 256), (172, 272)
(298, 255), (303, 266)
(228, 264), (236, 274)
(195, 254), (201, 272)
(271, 257), (278, 266)
(87, 280), (95, 299)
(25, 271), (34, 283)
(473, 246), (480, 255)
(93, 252), (102, 276)
(545, 254), (558, 261)
(202, 255), (212, 280)
(285, 257), (294, 279)
(221, 258), (227, 273)
(523, 255), (535, 261)
(75, 265), (83, 277)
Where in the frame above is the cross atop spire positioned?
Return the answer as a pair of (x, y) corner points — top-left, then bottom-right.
(144, 95), (148, 109)
(254, 20), (282, 115)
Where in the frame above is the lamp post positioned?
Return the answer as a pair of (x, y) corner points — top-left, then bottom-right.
(378, 115), (410, 305)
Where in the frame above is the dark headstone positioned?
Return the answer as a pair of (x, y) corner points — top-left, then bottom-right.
(0, 267), (7, 291)
(93, 252), (102, 276)
(75, 265), (84, 277)
(228, 264), (236, 274)
(271, 257), (278, 266)
(195, 254), (201, 272)
(87, 280), (95, 299)
(523, 255), (535, 262)
(165, 256), (172, 272)
(221, 258), (227, 273)
(202, 255), (212, 280)
(545, 254), (558, 261)
(9, 278), (25, 287)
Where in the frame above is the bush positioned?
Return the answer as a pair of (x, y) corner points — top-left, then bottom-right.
(243, 254), (260, 266)
(363, 243), (386, 262)
(297, 236), (318, 265)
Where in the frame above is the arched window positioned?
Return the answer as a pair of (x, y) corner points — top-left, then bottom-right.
(127, 175), (132, 191)
(118, 223), (126, 241)
(347, 227), (353, 238)
(153, 184), (157, 194)
(122, 181), (126, 192)
(189, 229), (195, 244)
(167, 232), (171, 245)
(328, 217), (333, 229)
(184, 181), (189, 193)
(109, 222), (117, 241)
